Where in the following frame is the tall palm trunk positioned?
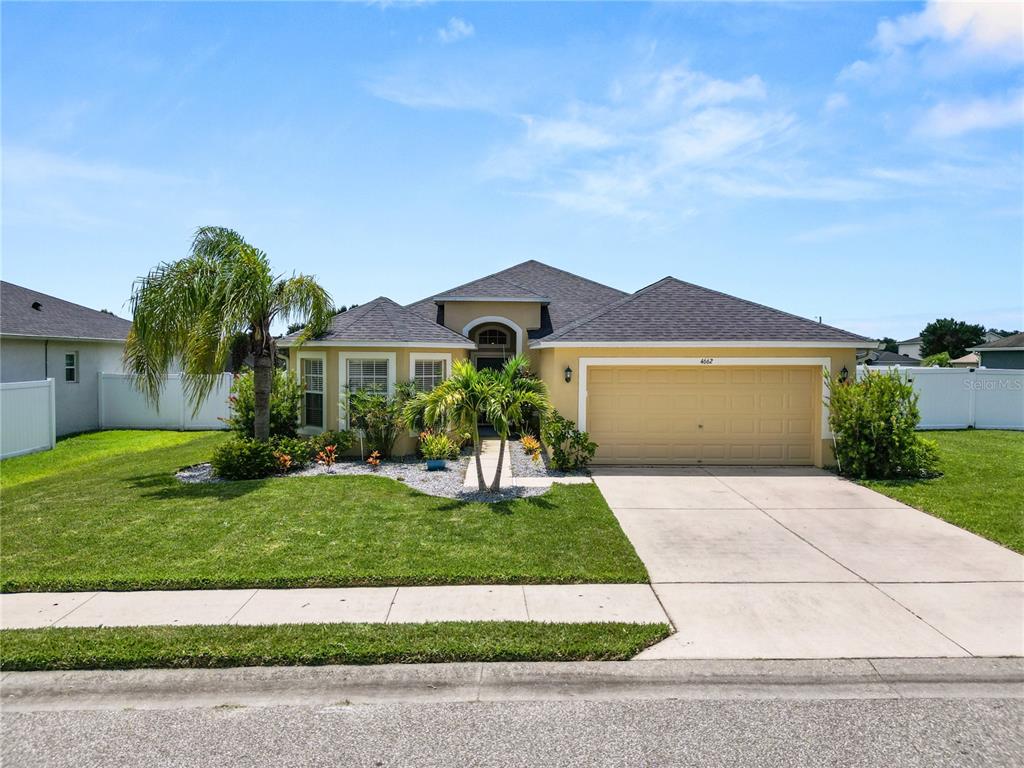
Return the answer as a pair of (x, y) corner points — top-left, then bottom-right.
(253, 351), (273, 441)
(488, 436), (507, 492)
(472, 422), (486, 491)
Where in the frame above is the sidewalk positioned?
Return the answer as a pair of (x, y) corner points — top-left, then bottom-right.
(0, 584), (669, 630)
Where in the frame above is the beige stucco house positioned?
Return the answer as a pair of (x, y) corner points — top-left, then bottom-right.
(280, 261), (873, 467)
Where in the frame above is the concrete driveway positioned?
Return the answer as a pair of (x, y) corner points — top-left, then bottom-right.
(592, 466), (1024, 659)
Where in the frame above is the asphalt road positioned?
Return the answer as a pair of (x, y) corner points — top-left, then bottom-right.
(5, 697), (1022, 768)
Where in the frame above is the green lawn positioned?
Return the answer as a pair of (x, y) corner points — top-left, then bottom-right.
(0, 430), (648, 592)
(0, 622), (671, 671)
(862, 430), (1024, 553)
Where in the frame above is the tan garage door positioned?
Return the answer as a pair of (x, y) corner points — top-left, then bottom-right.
(586, 366), (817, 465)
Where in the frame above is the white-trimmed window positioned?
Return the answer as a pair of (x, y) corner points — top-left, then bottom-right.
(347, 359), (389, 392)
(413, 359), (445, 392)
(301, 357), (324, 428)
(477, 328), (508, 346)
(64, 352), (78, 383)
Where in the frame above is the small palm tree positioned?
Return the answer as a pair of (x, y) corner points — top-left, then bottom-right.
(485, 356), (550, 492)
(405, 360), (494, 491)
(125, 226), (333, 441)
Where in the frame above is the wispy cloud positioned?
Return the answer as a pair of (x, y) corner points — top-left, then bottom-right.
(915, 90), (1024, 137)
(3, 146), (189, 186)
(437, 17), (474, 44)
(823, 92), (849, 113)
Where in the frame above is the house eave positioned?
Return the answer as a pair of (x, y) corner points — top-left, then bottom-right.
(0, 332), (128, 343)
(529, 339), (878, 350)
(432, 296), (550, 304)
(969, 346), (1024, 352)
(278, 339), (476, 350)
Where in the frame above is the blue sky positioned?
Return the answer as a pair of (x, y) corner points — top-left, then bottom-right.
(3, 1), (1022, 340)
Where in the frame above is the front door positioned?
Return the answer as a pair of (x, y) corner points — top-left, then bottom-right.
(475, 356), (506, 373)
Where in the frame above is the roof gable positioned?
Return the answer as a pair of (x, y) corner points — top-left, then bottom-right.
(0, 281), (132, 341)
(535, 277), (872, 346)
(407, 260), (627, 335)
(282, 296), (473, 347)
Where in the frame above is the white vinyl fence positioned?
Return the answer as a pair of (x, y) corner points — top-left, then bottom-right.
(857, 366), (1024, 430)
(1, 379), (56, 459)
(98, 373), (233, 431)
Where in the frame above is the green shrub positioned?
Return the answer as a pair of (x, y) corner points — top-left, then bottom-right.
(210, 438), (278, 480)
(418, 430), (460, 461)
(346, 383), (415, 458)
(308, 430), (355, 457)
(827, 370), (939, 480)
(224, 368), (302, 438)
(541, 412), (597, 471)
(920, 352), (951, 368)
(270, 436), (313, 468)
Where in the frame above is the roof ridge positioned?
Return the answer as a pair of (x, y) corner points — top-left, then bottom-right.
(514, 260), (628, 297)
(657, 277), (871, 342)
(1, 280), (132, 324)
(539, 277), (675, 342)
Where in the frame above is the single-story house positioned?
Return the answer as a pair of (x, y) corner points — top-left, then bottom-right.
(864, 350), (921, 367)
(281, 261), (874, 467)
(0, 281), (132, 436)
(969, 332), (1024, 370)
(949, 352), (980, 368)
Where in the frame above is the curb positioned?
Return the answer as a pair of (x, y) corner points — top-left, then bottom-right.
(3, 658), (1022, 712)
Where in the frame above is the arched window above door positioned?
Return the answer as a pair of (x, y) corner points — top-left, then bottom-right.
(477, 328), (508, 346)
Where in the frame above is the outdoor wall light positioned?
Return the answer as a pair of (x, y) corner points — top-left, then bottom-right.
(564, 366), (573, 383)
(839, 366), (849, 383)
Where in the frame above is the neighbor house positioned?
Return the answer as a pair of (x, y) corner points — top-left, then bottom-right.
(0, 281), (131, 435)
(281, 261), (874, 467)
(969, 332), (1024, 370)
(863, 350), (921, 367)
(896, 336), (923, 360)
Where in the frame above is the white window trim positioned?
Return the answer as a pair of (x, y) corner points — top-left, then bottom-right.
(63, 351), (79, 383)
(462, 316), (524, 356)
(338, 351), (397, 429)
(296, 351), (327, 435)
(576, 356), (834, 440)
(408, 352), (452, 390)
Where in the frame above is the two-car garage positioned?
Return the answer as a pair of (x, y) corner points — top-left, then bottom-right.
(584, 364), (820, 465)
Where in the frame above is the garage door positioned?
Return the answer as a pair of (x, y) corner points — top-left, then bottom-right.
(586, 366), (817, 465)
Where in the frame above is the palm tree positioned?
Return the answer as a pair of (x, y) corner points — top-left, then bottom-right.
(484, 356), (550, 492)
(405, 360), (494, 491)
(125, 226), (333, 441)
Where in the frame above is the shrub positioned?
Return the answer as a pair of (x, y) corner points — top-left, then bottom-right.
(827, 369), (939, 480)
(224, 368), (302, 439)
(346, 383), (415, 458)
(520, 434), (542, 463)
(316, 445), (338, 468)
(541, 412), (597, 471)
(271, 436), (313, 468)
(211, 438), (278, 480)
(920, 352), (951, 368)
(308, 430), (355, 457)
(418, 430), (460, 461)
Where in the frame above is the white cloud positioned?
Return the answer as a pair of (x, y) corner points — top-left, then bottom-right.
(824, 92), (849, 113)
(876, 1), (1023, 59)
(437, 17), (474, 44)
(915, 91), (1024, 137)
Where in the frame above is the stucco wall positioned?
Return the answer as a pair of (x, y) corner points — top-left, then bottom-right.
(1, 337), (126, 435)
(534, 345), (857, 468)
(439, 301), (542, 351)
(287, 345), (471, 455)
(979, 351), (1024, 370)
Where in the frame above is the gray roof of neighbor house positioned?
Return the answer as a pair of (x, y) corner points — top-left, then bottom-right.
(280, 296), (474, 347)
(533, 277), (874, 346)
(407, 260), (628, 338)
(970, 332), (1024, 351)
(898, 335), (922, 344)
(0, 281), (133, 341)
(867, 350), (921, 366)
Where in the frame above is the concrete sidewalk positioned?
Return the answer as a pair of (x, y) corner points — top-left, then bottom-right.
(0, 584), (669, 630)
(463, 438), (592, 489)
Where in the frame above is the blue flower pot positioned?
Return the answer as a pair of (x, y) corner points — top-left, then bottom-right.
(425, 459), (447, 471)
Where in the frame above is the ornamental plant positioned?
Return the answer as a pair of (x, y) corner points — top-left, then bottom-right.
(366, 450), (382, 468)
(520, 434), (542, 463)
(826, 369), (939, 480)
(541, 412), (597, 471)
(346, 383), (416, 459)
(210, 437), (278, 480)
(223, 367), (303, 439)
(418, 430), (460, 461)
(316, 444), (337, 469)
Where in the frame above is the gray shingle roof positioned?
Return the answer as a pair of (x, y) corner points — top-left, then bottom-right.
(280, 296), (474, 347)
(971, 332), (1024, 350)
(407, 260), (628, 337)
(0, 281), (132, 341)
(534, 277), (873, 345)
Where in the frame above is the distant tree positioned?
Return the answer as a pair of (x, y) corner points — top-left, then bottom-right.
(988, 328), (1021, 337)
(878, 337), (898, 353)
(920, 352), (951, 368)
(919, 318), (985, 359)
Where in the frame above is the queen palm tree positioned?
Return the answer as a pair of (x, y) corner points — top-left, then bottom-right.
(405, 360), (495, 491)
(124, 226), (333, 441)
(484, 356), (550, 492)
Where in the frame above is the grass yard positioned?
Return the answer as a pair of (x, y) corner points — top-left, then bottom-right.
(0, 622), (671, 671)
(0, 431), (648, 592)
(862, 430), (1024, 553)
